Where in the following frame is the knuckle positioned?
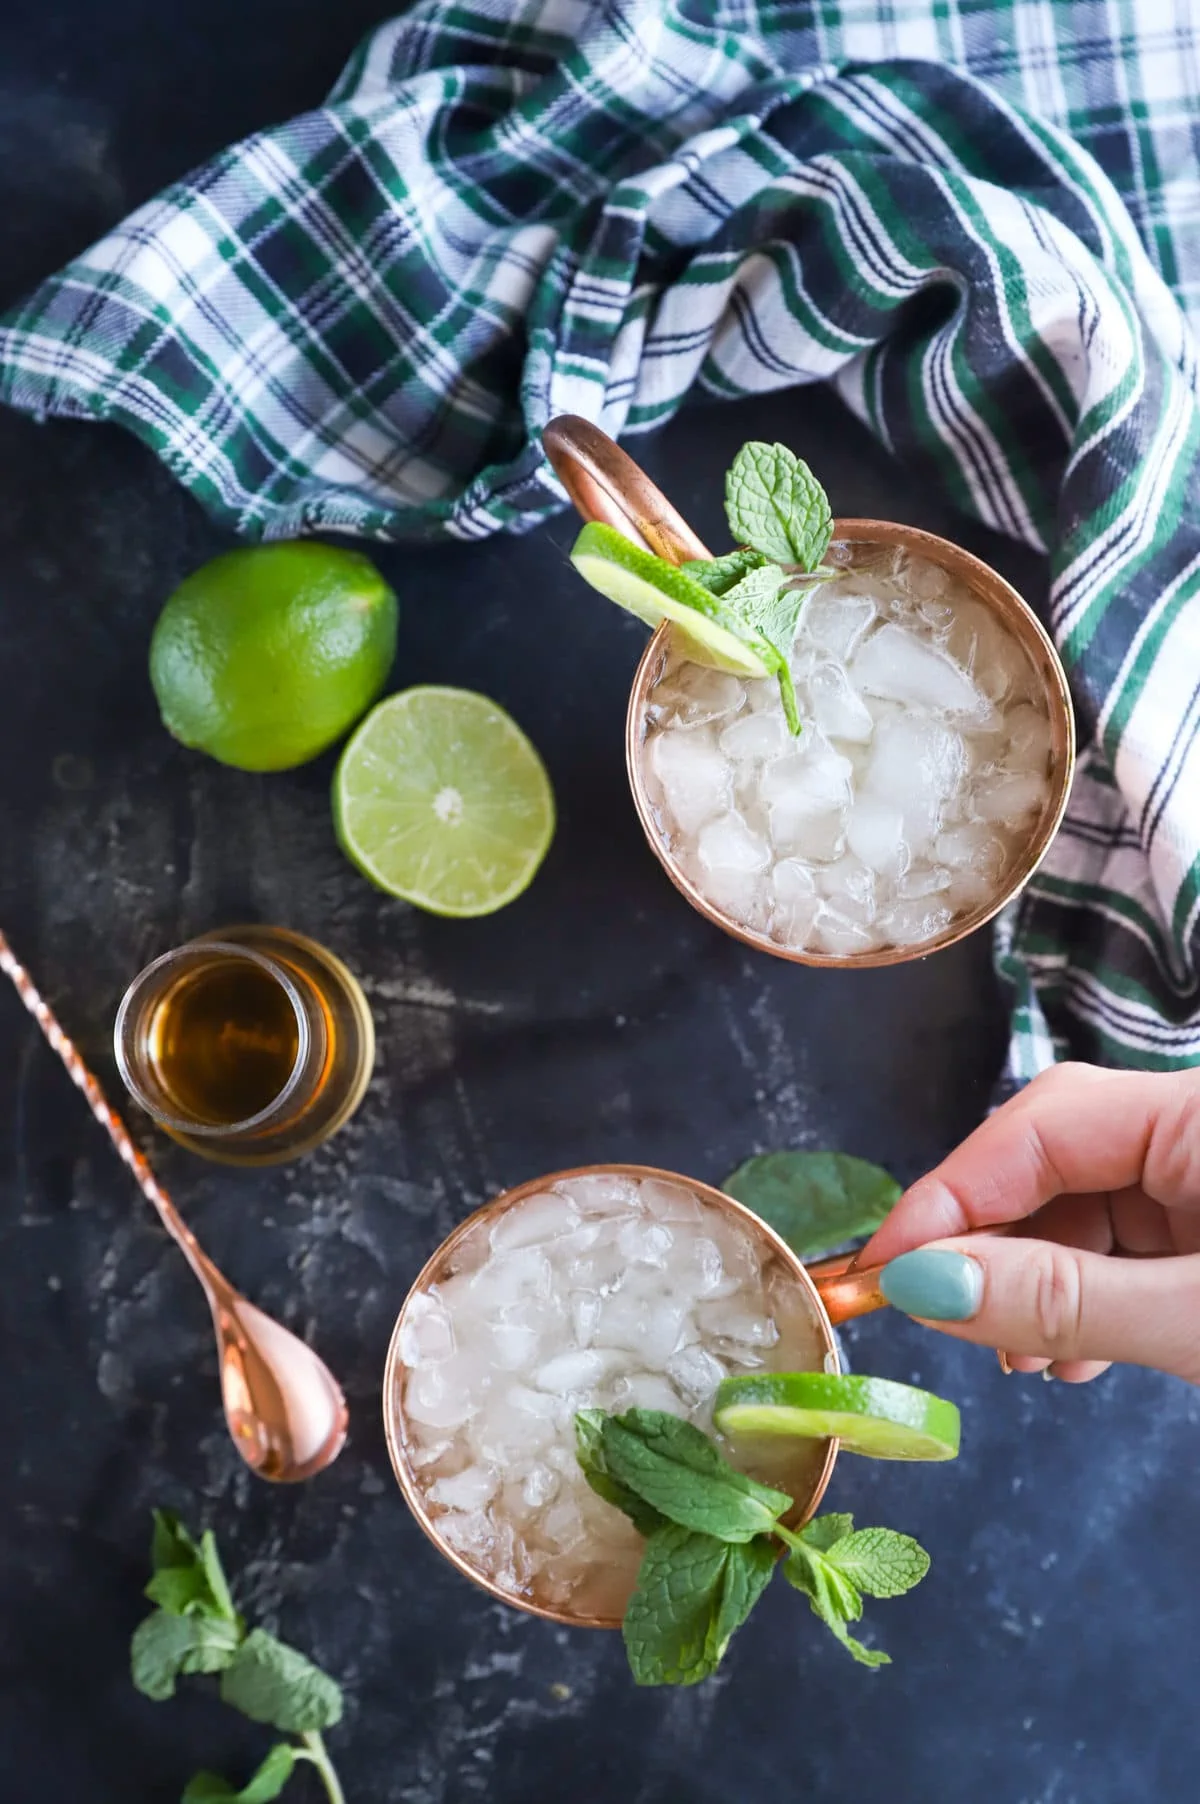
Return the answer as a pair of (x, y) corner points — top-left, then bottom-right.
(1146, 1071), (1200, 1206)
(1032, 1246), (1085, 1356)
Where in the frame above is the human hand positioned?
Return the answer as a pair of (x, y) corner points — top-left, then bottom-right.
(860, 1064), (1200, 1383)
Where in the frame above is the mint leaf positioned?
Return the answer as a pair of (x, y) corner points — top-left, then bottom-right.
(182, 1743), (296, 1804)
(220, 1629), (343, 1734)
(725, 442), (833, 570)
(723, 563), (798, 639)
(706, 1537), (777, 1668)
(796, 1512), (855, 1554)
(623, 1526), (733, 1686)
(153, 1509), (202, 1575)
(683, 549), (770, 595)
(827, 1528), (930, 1599)
(131, 1611), (241, 1701)
(722, 1151), (901, 1259)
(145, 1568), (212, 1617)
(602, 1411), (792, 1543)
(575, 1410), (666, 1538)
(783, 1547), (890, 1668)
(198, 1531), (239, 1623)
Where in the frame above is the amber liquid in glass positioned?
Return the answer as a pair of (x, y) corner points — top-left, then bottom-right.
(115, 926), (374, 1165)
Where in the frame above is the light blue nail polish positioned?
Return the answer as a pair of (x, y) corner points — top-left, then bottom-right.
(880, 1250), (983, 1322)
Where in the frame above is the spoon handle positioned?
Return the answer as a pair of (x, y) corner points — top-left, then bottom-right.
(0, 929), (214, 1290)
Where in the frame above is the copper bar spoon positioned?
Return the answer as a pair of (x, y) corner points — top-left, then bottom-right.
(0, 930), (348, 1481)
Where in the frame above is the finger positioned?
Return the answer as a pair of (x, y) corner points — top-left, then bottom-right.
(1047, 1359), (1112, 1383)
(863, 1065), (1199, 1266)
(878, 1237), (1200, 1383)
(1004, 1354), (1052, 1374)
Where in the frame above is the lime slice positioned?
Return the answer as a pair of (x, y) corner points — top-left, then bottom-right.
(333, 687), (555, 917)
(714, 1373), (960, 1462)
(570, 522), (779, 677)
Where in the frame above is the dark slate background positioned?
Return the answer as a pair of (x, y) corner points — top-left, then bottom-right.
(1, 5), (1196, 1800)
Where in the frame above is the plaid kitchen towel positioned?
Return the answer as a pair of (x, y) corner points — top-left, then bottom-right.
(1, 0), (1198, 1082)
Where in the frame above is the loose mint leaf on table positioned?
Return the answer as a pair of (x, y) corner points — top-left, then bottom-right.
(683, 548), (771, 594)
(825, 1527), (931, 1599)
(575, 1409), (666, 1537)
(725, 441), (834, 571)
(183, 1744), (296, 1804)
(722, 1150), (901, 1259)
(601, 1410), (791, 1542)
(153, 1509), (203, 1574)
(220, 1629), (344, 1735)
(147, 1511), (241, 1627)
(131, 1611), (241, 1700)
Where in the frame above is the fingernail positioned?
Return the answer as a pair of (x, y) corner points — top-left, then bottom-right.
(997, 1350), (1013, 1375)
(880, 1250), (983, 1322)
(1041, 1368), (1056, 1383)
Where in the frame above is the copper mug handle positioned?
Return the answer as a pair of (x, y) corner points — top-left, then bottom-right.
(805, 1253), (888, 1325)
(543, 414), (712, 565)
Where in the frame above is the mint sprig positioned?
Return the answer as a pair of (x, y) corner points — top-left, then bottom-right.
(132, 1511), (346, 1804)
(577, 1410), (930, 1684)
(678, 441), (835, 735)
(724, 441), (834, 571)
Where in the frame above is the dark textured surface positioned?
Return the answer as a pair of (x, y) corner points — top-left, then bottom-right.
(1, 8), (1197, 1802)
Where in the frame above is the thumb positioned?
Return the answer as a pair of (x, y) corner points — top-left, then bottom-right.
(879, 1239), (1200, 1384)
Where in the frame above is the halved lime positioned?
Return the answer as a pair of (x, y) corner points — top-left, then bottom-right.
(333, 687), (555, 917)
(570, 522), (779, 677)
(714, 1373), (960, 1462)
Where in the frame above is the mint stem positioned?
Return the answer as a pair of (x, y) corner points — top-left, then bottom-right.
(296, 1732), (345, 1804)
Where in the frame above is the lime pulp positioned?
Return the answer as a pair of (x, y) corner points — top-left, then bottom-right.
(714, 1372), (961, 1462)
(333, 687), (555, 917)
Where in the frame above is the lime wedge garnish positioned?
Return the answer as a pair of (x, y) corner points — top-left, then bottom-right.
(714, 1373), (961, 1462)
(570, 522), (779, 678)
(333, 687), (555, 917)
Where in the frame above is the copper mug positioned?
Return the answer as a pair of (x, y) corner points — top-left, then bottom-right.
(383, 1162), (891, 1630)
(542, 415), (1076, 970)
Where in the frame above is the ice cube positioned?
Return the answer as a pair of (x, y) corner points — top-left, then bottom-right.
(467, 1247), (552, 1313)
(408, 1436), (452, 1470)
(762, 743), (854, 816)
(666, 1344), (727, 1403)
(935, 823), (1006, 877)
(972, 770), (1049, 823)
(852, 621), (988, 715)
(698, 811), (771, 873)
(897, 863), (952, 899)
(880, 899), (954, 946)
(675, 1234), (728, 1300)
(719, 712), (788, 762)
(556, 1174), (639, 1214)
(568, 1290), (601, 1346)
(640, 1179), (703, 1222)
(612, 1373), (682, 1414)
(405, 1362), (479, 1431)
(697, 1298), (779, 1348)
(617, 1219), (675, 1266)
(800, 589), (876, 659)
(489, 1321), (541, 1370)
(541, 1496), (587, 1554)
(533, 1349), (616, 1395)
(521, 1463), (559, 1510)
(650, 728), (732, 835)
(594, 1291), (686, 1364)
(845, 794), (906, 873)
(769, 803), (847, 862)
(863, 715), (967, 849)
(943, 600), (1034, 704)
(812, 908), (879, 956)
(818, 855), (876, 927)
(906, 555), (949, 603)
(429, 1464), (499, 1511)
(490, 1192), (579, 1252)
(808, 661), (875, 742)
(436, 1510), (494, 1558)
(472, 1384), (561, 1459)
(1003, 703), (1052, 773)
(771, 859), (823, 944)
(697, 863), (771, 929)
(399, 1291), (455, 1366)
(652, 662), (746, 725)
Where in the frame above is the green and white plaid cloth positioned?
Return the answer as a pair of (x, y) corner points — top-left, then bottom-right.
(1, 0), (1198, 1083)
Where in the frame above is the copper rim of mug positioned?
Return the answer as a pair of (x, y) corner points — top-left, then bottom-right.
(625, 518), (1076, 970)
(382, 1163), (843, 1630)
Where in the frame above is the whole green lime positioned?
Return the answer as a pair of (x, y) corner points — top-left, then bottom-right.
(150, 541), (399, 771)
